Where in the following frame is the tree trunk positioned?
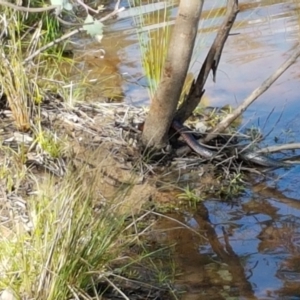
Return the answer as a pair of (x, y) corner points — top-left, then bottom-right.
(142, 0), (204, 149)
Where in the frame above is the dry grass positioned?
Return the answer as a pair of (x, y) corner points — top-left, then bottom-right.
(0, 164), (144, 299)
(0, 96), (179, 299)
(0, 2), (226, 299)
(0, 4), (72, 132)
(0, 22), (33, 131)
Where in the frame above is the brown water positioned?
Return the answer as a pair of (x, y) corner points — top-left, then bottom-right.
(72, 0), (300, 298)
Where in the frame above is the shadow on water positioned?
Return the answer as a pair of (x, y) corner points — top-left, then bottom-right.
(71, 0), (300, 298)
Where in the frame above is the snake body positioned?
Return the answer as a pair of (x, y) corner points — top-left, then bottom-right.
(171, 120), (291, 168)
(171, 120), (215, 159)
(239, 151), (291, 168)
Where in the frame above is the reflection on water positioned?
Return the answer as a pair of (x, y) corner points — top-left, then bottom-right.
(71, 0), (300, 298)
(155, 179), (300, 299)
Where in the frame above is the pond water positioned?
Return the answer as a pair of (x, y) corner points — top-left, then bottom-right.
(71, 0), (300, 298)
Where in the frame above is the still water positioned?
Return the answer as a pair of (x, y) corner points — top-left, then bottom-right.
(72, 0), (300, 298)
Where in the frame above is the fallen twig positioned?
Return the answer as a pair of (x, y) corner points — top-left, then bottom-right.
(257, 143), (300, 154)
(203, 43), (300, 143)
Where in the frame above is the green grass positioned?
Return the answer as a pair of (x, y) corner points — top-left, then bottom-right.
(178, 185), (205, 208)
(129, 0), (174, 98)
(0, 3), (70, 131)
(0, 2), (198, 298)
(32, 121), (66, 159)
(217, 172), (245, 199)
(129, 0), (226, 101)
(0, 169), (133, 299)
(0, 163), (179, 299)
(0, 21), (33, 131)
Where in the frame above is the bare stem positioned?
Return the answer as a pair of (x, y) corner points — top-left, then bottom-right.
(258, 143), (300, 154)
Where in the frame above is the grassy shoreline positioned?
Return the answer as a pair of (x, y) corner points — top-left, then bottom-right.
(0, 3), (179, 298)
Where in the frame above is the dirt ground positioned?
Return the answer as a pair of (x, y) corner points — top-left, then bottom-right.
(0, 97), (222, 241)
(0, 100), (165, 235)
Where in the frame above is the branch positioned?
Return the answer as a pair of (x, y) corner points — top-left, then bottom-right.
(257, 143), (300, 154)
(175, 0), (239, 123)
(76, 0), (100, 14)
(203, 43), (300, 143)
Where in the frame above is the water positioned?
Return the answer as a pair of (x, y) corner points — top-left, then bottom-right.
(72, 0), (300, 298)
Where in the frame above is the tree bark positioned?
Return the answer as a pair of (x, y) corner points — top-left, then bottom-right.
(142, 0), (204, 149)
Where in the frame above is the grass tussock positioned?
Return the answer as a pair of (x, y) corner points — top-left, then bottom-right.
(0, 11), (34, 131)
(0, 4), (71, 131)
(129, 0), (175, 98)
(0, 168), (134, 299)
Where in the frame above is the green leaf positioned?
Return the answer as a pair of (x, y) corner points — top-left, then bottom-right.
(83, 14), (104, 37)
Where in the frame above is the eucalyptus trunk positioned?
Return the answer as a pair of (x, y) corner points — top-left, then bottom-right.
(142, 0), (204, 149)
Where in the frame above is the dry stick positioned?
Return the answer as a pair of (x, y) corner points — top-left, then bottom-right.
(175, 0), (239, 123)
(203, 43), (300, 143)
(23, 5), (125, 64)
(76, 0), (99, 14)
(56, 15), (85, 26)
(257, 143), (300, 154)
